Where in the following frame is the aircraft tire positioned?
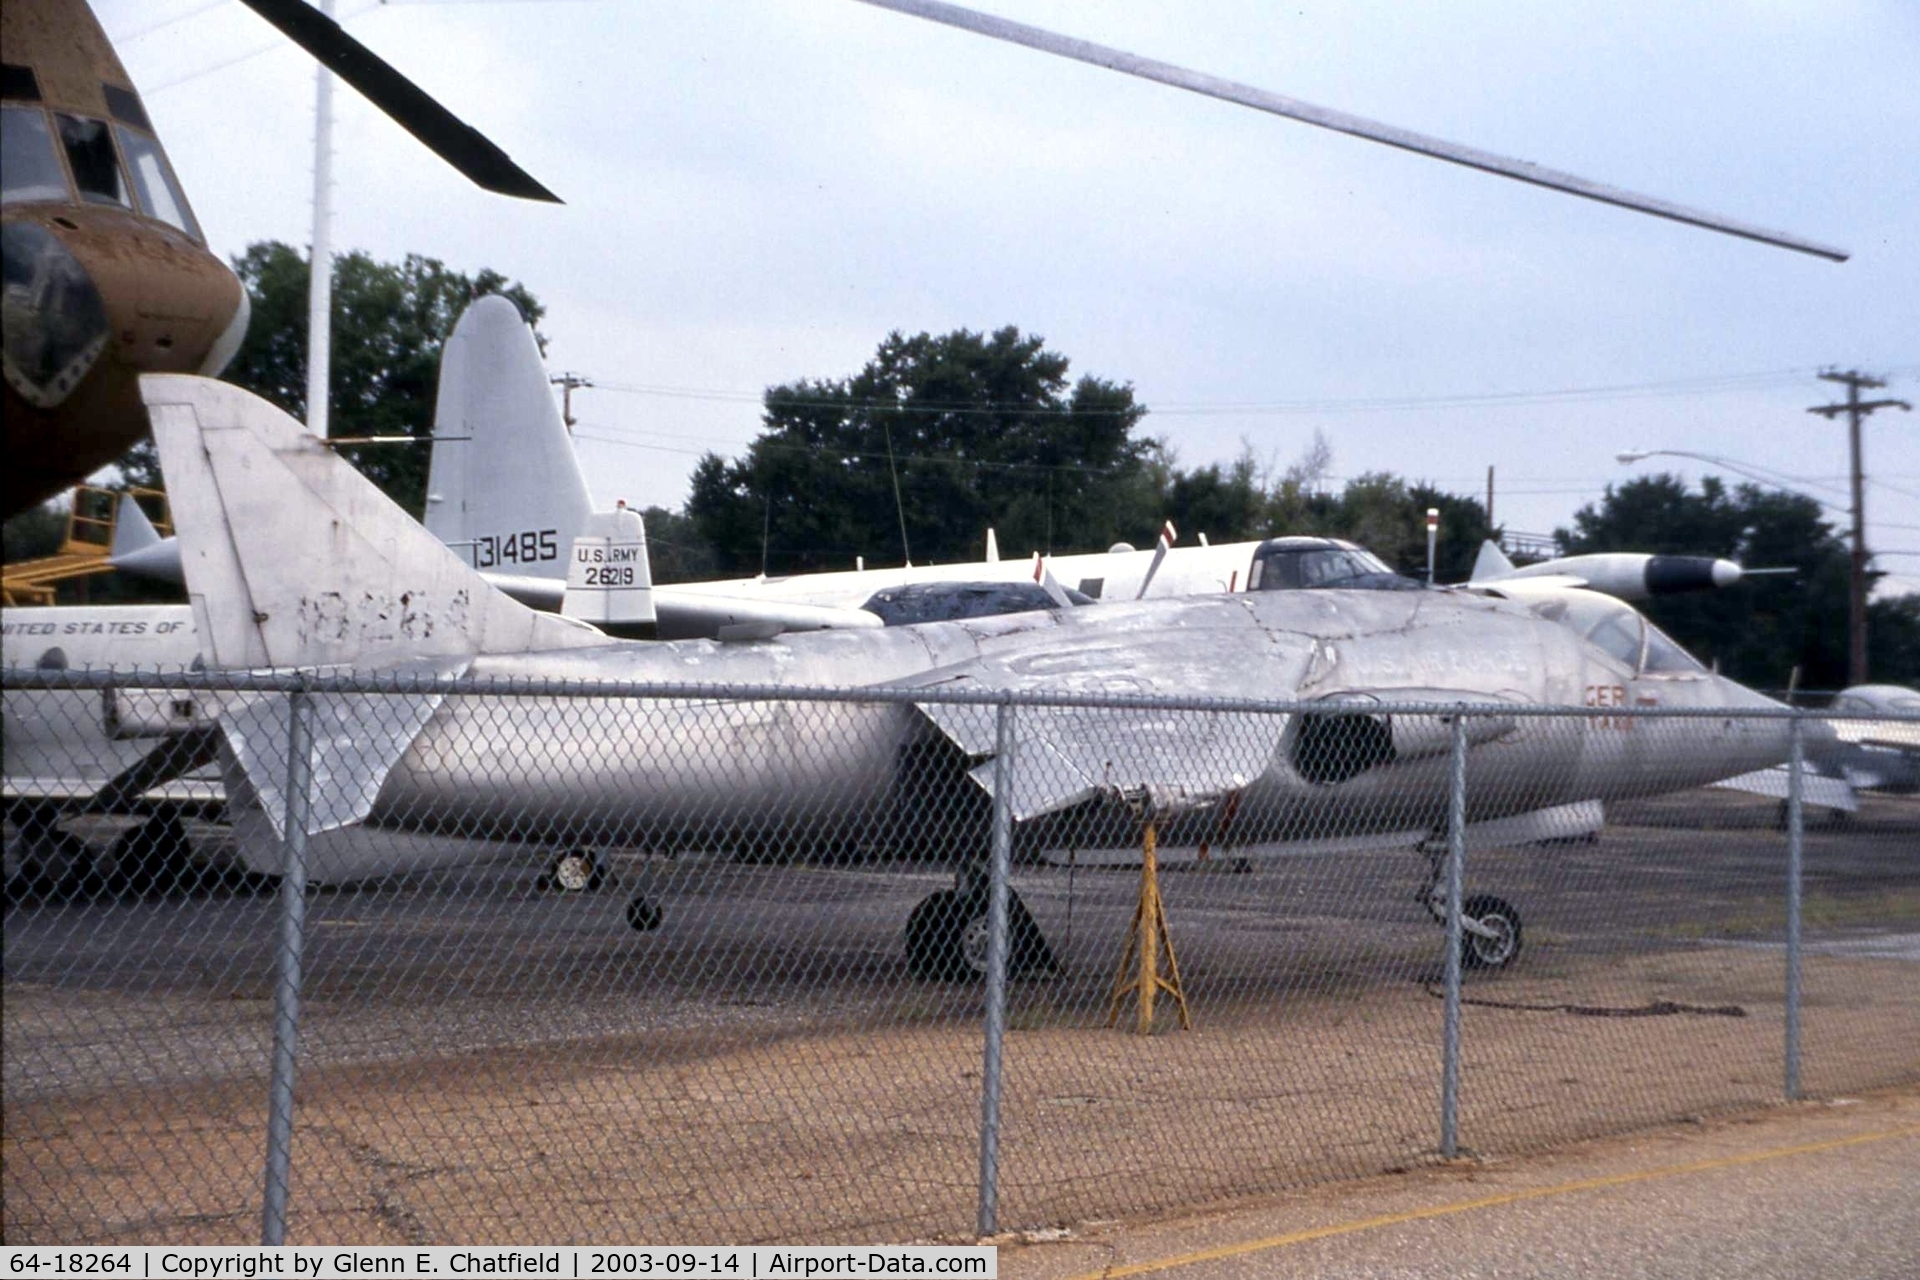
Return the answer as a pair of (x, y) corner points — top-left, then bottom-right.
(1460, 894), (1523, 970)
(905, 887), (1058, 982)
(625, 894), (663, 932)
(545, 849), (604, 893)
(109, 814), (194, 896)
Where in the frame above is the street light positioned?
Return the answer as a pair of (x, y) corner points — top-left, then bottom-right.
(1614, 449), (1842, 500)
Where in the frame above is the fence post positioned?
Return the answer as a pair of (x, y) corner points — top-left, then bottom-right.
(262, 682), (316, 1245)
(977, 701), (1017, 1238)
(1441, 711), (1467, 1159)
(1785, 713), (1804, 1102)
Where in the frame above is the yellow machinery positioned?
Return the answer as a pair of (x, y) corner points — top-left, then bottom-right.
(2, 486), (171, 606)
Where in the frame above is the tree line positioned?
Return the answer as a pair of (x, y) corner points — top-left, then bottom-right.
(6, 240), (1912, 691)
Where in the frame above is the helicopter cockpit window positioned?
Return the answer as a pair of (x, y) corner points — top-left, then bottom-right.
(55, 114), (130, 209)
(116, 126), (201, 241)
(2, 107), (68, 203)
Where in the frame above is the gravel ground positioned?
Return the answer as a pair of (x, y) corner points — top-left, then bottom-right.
(4, 789), (1915, 1244)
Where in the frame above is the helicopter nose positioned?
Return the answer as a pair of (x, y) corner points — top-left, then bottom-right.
(0, 220), (111, 408)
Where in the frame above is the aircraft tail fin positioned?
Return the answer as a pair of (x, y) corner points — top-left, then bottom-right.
(1470, 539), (1516, 582)
(142, 373), (604, 670)
(563, 503), (658, 638)
(107, 493), (187, 584)
(423, 295), (594, 581)
(109, 492), (160, 557)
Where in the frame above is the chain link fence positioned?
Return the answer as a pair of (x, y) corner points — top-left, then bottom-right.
(5, 670), (1916, 1245)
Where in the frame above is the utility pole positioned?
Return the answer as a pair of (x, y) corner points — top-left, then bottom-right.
(1808, 369), (1911, 684)
(304, 0), (336, 439)
(550, 372), (593, 433)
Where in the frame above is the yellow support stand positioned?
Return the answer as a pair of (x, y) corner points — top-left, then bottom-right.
(1106, 820), (1192, 1034)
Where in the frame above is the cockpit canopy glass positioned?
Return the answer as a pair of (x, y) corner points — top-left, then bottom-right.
(1836, 690), (1920, 714)
(1525, 590), (1706, 676)
(1248, 540), (1414, 591)
(2, 107), (67, 203)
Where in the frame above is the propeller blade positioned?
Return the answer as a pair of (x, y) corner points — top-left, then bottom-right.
(237, 0), (560, 203)
(855, 0), (1845, 262)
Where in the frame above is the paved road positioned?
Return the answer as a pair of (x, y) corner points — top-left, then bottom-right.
(998, 1088), (1920, 1280)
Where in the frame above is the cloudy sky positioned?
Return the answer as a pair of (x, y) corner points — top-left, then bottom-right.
(93, 0), (1919, 592)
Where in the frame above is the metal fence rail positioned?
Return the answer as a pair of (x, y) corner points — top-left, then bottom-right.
(4, 671), (1916, 1244)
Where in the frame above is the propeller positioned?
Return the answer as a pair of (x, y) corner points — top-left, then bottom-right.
(237, 0), (560, 202)
(855, 0), (1845, 262)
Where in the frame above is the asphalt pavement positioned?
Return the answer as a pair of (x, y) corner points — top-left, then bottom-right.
(996, 1087), (1920, 1280)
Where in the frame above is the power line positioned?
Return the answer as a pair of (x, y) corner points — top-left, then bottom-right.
(589, 365), (1868, 419)
(111, 1), (229, 44)
(141, 1), (388, 94)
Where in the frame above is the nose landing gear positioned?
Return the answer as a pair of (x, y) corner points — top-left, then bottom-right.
(1418, 850), (1524, 970)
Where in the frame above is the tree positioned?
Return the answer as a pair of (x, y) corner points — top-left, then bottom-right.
(2, 500), (67, 564)
(1162, 454), (1266, 545)
(118, 242), (544, 518)
(1555, 473), (1920, 690)
(688, 327), (1158, 575)
(639, 505), (721, 584)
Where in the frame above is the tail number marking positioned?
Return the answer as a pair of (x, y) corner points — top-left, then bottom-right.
(475, 529), (559, 568)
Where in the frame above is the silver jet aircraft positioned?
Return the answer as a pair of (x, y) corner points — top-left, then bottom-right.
(144, 374), (1791, 976)
(1714, 683), (1919, 817)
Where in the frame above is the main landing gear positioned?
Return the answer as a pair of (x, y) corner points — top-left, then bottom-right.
(541, 848), (605, 893)
(905, 866), (1058, 982)
(534, 848), (660, 932)
(1418, 850), (1524, 970)
(5, 809), (199, 903)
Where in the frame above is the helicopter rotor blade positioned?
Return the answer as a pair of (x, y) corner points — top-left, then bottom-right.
(855, 0), (1845, 263)
(236, 0), (560, 203)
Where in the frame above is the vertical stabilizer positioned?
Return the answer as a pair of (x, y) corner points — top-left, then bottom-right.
(1471, 539), (1517, 583)
(142, 374), (605, 669)
(563, 504), (657, 638)
(423, 295), (593, 581)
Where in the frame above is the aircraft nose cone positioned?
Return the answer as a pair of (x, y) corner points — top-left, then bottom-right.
(1, 220), (111, 408)
(1712, 559), (1743, 588)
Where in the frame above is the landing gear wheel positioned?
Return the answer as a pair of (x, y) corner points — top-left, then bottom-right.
(1460, 894), (1522, 970)
(905, 886), (1058, 982)
(546, 849), (604, 893)
(109, 814), (194, 896)
(625, 895), (662, 932)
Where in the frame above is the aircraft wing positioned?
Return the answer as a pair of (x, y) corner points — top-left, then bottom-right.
(916, 681), (1279, 821)
(1466, 574), (1590, 597)
(654, 592), (884, 641)
(903, 605), (1286, 819)
(1711, 765), (1858, 812)
(902, 604), (1514, 821)
(487, 573), (883, 639)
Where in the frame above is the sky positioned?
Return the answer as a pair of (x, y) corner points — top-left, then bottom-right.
(92, 0), (1920, 593)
